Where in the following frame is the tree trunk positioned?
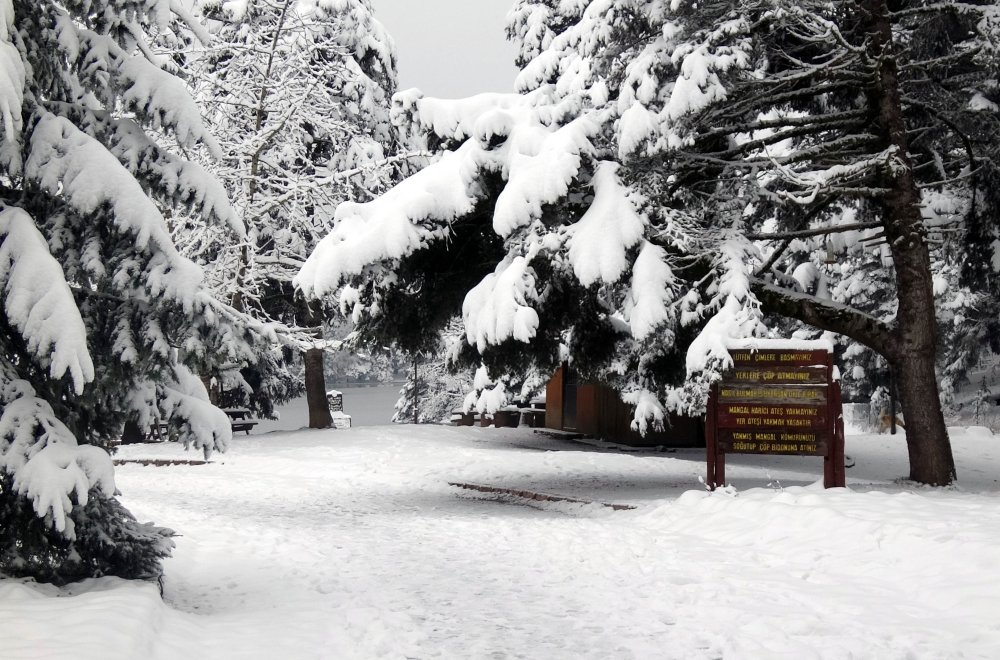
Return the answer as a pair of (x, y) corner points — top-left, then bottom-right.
(889, 349), (955, 484)
(304, 346), (332, 429)
(865, 0), (955, 484)
(303, 298), (332, 429)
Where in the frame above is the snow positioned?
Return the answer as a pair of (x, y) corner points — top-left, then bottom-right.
(0, 0), (23, 152)
(462, 255), (540, 351)
(566, 162), (646, 286)
(296, 89), (601, 300)
(0, 381), (116, 536)
(4, 424), (1000, 659)
(296, 143), (479, 298)
(0, 207), (94, 393)
(13, 443), (115, 535)
(625, 242), (676, 339)
(26, 112), (204, 297)
(725, 337), (836, 353)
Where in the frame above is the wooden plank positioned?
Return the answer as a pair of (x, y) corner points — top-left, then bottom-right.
(448, 482), (635, 511)
(721, 366), (829, 385)
(706, 386), (718, 489)
(716, 403), (828, 430)
(718, 430), (828, 456)
(545, 366), (564, 430)
(576, 383), (599, 435)
(113, 459), (209, 466)
(717, 384), (828, 404)
(729, 349), (830, 367)
(831, 380), (847, 487)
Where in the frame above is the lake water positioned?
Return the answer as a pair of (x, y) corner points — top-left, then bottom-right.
(254, 383), (404, 433)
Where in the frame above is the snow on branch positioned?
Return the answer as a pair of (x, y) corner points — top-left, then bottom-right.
(299, 91), (604, 299)
(0, 379), (115, 537)
(58, 19), (221, 155)
(399, 89), (548, 142)
(0, 1), (23, 155)
(623, 389), (666, 436)
(685, 238), (767, 375)
(26, 112), (205, 298)
(296, 141), (481, 297)
(0, 207), (94, 394)
(493, 114), (599, 236)
(463, 256), (540, 352)
(100, 117), (243, 237)
(626, 241), (678, 340)
(146, 365), (232, 459)
(567, 162), (646, 286)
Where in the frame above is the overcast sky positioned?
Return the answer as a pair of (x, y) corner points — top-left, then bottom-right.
(370, 0), (520, 98)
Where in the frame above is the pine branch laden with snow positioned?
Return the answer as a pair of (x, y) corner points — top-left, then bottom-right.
(157, 365), (233, 458)
(0, 379), (115, 538)
(0, 207), (94, 394)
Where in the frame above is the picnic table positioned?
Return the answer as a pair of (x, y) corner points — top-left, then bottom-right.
(223, 408), (259, 435)
(121, 419), (171, 444)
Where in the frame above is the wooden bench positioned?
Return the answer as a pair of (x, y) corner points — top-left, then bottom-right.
(121, 420), (170, 444)
(224, 408), (259, 435)
(230, 420), (259, 435)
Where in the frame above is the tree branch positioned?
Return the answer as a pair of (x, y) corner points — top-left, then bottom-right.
(746, 220), (883, 241)
(750, 278), (895, 357)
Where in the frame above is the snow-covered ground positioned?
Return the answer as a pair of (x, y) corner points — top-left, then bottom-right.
(3, 425), (1000, 659)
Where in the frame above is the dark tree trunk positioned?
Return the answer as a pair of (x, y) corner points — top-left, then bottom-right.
(866, 0), (954, 484)
(304, 345), (332, 429)
(889, 350), (955, 484)
(303, 299), (332, 429)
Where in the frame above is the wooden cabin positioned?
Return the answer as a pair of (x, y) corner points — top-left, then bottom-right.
(545, 366), (704, 448)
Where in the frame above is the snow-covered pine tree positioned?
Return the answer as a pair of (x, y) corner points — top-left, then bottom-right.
(0, 0), (264, 583)
(392, 320), (474, 424)
(298, 1), (1000, 485)
(184, 0), (408, 427)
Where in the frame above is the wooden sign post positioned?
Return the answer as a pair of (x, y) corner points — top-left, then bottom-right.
(706, 346), (846, 489)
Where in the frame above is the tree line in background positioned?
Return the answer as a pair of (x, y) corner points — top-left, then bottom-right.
(1, 0), (999, 584)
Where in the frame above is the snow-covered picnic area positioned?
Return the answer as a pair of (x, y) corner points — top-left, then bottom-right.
(3, 424), (1000, 659)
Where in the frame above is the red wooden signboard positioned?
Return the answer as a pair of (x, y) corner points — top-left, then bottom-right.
(706, 347), (846, 489)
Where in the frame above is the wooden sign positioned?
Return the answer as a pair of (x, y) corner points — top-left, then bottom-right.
(706, 346), (845, 489)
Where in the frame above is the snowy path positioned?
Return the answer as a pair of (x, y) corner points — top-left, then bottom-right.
(4, 426), (1000, 659)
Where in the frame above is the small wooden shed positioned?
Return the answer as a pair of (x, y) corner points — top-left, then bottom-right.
(545, 366), (703, 448)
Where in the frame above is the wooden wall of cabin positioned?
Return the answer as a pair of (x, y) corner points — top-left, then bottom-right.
(576, 384), (599, 434)
(544, 366), (703, 447)
(545, 367), (564, 430)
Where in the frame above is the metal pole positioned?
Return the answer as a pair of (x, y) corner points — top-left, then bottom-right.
(413, 354), (419, 424)
(889, 366), (897, 435)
